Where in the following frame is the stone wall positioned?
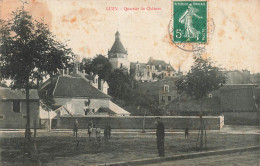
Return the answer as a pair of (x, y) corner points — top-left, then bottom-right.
(0, 100), (40, 128)
(54, 116), (224, 130)
(223, 112), (259, 125)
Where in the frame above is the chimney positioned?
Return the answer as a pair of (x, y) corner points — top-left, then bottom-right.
(98, 79), (104, 91)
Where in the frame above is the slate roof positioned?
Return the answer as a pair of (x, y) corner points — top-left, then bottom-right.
(147, 58), (175, 71)
(0, 87), (39, 100)
(43, 76), (110, 99)
(108, 31), (127, 54)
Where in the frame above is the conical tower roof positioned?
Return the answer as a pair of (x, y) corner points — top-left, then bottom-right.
(108, 31), (127, 55)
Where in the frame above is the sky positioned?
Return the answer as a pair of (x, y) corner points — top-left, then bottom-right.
(1, 0), (260, 73)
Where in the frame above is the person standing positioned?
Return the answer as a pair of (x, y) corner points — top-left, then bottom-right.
(73, 119), (79, 137)
(155, 117), (165, 157)
(185, 127), (189, 139)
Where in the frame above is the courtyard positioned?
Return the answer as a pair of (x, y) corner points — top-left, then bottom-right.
(0, 125), (259, 166)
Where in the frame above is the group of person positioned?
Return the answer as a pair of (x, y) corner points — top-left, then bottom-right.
(72, 117), (186, 157)
(73, 119), (111, 143)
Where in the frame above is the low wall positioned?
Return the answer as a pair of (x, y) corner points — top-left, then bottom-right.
(223, 112), (259, 125)
(54, 116), (224, 130)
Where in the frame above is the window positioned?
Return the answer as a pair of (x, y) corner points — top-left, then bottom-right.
(208, 94), (212, 98)
(164, 85), (169, 93)
(13, 101), (20, 113)
(0, 115), (4, 119)
(168, 74), (170, 76)
(147, 65), (150, 70)
(168, 96), (171, 101)
(120, 63), (123, 68)
(161, 96), (165, 101)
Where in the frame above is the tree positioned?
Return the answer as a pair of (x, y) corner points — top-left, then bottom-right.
(81, 54), (112, 81)
(80, 57), (92, 74)
(175, 56), (226, 148)
(176, 57), (226, 103)
(108, 67), (135, 101)
(0, 7), (73, 155)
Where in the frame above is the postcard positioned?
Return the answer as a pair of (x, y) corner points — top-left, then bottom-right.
(0, 0), (259, 165)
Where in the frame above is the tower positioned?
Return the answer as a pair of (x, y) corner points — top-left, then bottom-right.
(108, 31), (130, 71)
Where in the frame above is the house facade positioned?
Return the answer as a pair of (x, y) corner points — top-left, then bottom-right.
(131, 57), (182, 82)
(137, 78), (178, 107)
(40, 69), (130, 119)
(0, 88), (40, 128)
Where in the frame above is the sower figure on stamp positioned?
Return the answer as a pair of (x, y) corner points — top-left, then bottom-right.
(155, 117), (165, 157)
(179, 4), (203, 41)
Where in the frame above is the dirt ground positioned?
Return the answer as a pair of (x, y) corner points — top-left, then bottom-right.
(0, 130), (259, 166)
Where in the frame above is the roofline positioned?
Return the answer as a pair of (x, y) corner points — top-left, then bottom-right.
(224, 84), (257, 86)
(53, 96), (111, 99)
(53, 76), (60, 96)
(1, 99), (39, 102)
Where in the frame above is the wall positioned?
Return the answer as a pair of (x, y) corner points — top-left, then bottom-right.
(109, 56), (130, 71)
(0, 100), (40, 128)
(55, 116), (224, 130)
(223, 112), (259, 125)
(54, 98), (110, 116)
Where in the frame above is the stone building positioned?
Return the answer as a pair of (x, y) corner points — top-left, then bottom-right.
(131, 57), (181, 82)
(108, 31), (130, 71)
(137, 78), (178, 107)
(40, 67), (130, 119)
(225, 70), (250, 84)
(0, 88), (40, 128)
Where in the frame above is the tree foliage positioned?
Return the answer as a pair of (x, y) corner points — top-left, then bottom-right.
(0, 8), (73, 87)
(107, 67), (136, 101)
(0, 7), (74, 144)
(176, 56), (226, 100)
(81, 54), (112, 81)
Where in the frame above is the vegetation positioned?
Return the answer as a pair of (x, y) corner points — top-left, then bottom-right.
(79, 57), (162, 116)
(175, 56), (226, 104)
(80, 54), (112, 81)
(0, 7), (73, 154)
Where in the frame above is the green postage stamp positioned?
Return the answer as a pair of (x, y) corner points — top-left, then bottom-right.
(173, 1), (207, 43)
